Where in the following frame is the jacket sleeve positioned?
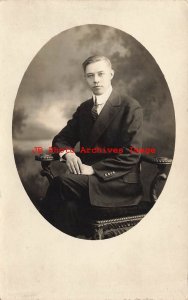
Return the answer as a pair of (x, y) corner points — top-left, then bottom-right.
(92, 106), (143, 181)
(52, 106), (80, 149)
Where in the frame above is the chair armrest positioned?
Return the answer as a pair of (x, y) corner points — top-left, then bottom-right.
(35, 154), (59, 183)
(141, 154), (172, 202)
(141, 154), (172, 166)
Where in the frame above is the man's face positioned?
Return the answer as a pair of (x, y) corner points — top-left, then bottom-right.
(84, 60), (114, 95)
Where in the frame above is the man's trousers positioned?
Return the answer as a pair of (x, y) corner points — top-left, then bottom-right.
(40, 174), (91, 235)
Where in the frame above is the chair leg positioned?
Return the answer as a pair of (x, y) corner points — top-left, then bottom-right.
(93, 225), (104, 240)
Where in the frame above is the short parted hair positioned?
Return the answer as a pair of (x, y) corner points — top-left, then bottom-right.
(82, 55), (112, 72)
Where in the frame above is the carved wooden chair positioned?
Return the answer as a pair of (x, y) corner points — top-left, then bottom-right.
(35, 154), (172, 239)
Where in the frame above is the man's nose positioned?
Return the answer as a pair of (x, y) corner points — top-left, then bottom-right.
(93, 75), (99, 83)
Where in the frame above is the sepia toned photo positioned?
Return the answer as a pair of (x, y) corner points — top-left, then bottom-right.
(1, 1), (188, 299)
(13, 24), (175, 240)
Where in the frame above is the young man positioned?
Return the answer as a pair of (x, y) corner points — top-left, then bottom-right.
(41, 55), (144, 234)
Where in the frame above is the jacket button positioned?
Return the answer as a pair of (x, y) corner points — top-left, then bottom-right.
(104, 173), (107, 176)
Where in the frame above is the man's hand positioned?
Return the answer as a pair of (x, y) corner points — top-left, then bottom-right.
(65, 153), (83, 174)
(80, 164), (94, 175)
(65, 153), (94, 175)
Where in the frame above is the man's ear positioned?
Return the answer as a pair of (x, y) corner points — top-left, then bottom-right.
(111, 69), (114, 79)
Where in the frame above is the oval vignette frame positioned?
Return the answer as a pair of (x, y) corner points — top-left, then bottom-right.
(12, 24), (175, 240)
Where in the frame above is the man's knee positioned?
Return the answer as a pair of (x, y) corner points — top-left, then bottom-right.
(57, 172), (76, 182)
(59, 174), (90, 205)
(57, 173), (89, 189)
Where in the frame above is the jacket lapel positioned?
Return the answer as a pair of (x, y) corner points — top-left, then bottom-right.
(88, 90), (122, 147)
(80, 98), (94, 140)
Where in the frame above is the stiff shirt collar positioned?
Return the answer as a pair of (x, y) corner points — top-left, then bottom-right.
(92, 86), (112, 105)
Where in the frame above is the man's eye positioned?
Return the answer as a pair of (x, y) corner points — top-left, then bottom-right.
(87, 74), (93, 78)
(98, 73), (104, 77)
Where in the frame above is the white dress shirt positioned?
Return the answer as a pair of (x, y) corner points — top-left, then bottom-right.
(92, 85), (112, 115)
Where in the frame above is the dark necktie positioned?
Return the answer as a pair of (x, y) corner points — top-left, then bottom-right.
(91, 96), (99, 121)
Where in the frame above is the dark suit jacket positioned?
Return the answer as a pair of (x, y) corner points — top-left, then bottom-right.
(52, 90), (143, 207)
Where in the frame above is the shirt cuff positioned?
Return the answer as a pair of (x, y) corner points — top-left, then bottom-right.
(59, 150), (67, 161)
